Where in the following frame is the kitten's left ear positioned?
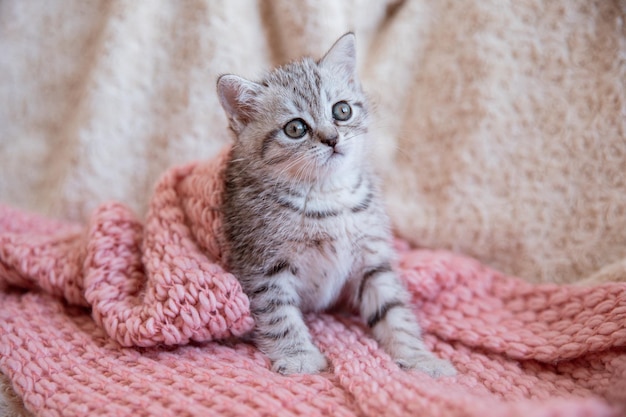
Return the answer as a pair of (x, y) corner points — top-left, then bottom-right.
(319, 32), (357, 79)
(216, 74), (263, 134)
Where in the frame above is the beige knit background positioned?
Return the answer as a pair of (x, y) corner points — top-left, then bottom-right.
(1, 0), (625, 286)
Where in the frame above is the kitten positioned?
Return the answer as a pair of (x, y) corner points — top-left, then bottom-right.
(217, 33), (456, 377)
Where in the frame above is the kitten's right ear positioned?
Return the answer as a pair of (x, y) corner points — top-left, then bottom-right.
(216, 74), (263, 134)
(319, 32), (357, 80)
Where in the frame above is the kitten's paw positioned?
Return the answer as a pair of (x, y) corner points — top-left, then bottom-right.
(397, 354), (457, 378)
(272, 349), (329, 375)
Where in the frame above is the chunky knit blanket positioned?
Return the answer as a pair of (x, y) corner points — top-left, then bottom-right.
(1, 149), (625, 417)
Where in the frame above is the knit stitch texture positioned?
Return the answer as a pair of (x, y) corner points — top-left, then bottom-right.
(1, 148), (625, 417)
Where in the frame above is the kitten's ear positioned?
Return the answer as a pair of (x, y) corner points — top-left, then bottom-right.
(216, 74), (263, 133)
(319, 32), (357, 79)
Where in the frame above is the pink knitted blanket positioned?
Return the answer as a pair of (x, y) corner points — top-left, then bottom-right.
(1, 149), (625, 417)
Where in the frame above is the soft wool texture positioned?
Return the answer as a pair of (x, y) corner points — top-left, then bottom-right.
(1, 149), (626, 417)
(0, 149), (253, 349)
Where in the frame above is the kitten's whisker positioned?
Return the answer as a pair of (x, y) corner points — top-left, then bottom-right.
(365, 123), (418, 155)
(293, 158), (315, 188)
(342, 132), (366, 142)
(227, 146), (259, 173)
(270, 153), (311, 195)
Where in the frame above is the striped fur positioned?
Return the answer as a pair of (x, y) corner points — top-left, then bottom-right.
(217, 33), (455, 377)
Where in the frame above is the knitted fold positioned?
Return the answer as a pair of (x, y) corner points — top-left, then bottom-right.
(0, 147), (254, 348)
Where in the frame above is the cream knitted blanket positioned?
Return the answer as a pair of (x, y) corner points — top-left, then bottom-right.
(1, 149), (625, 416)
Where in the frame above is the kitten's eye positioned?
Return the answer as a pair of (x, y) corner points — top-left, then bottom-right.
(283, 119), (308, 139)
(332, 101), (352, 121)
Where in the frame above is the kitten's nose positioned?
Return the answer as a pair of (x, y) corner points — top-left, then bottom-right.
(319, 130), (339, 148)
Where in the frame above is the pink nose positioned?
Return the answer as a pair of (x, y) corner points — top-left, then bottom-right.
(321, 134), (338, 148)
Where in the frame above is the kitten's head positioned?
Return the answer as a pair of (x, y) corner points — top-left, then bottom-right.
(217, 33), (369, 183)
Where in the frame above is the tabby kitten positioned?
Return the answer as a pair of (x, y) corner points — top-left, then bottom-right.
(217, 33), (455, 377)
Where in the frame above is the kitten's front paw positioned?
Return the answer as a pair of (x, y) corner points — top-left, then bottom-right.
(397, 354), (457, 378)
(271, 349), (329, 375)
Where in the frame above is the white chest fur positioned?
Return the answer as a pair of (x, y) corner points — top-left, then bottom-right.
(293, 218), (359, 311)
(281, 178), (391, 312)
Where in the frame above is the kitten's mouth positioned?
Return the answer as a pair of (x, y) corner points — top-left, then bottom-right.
(328, 148), (343, 159)
(324, 148), (344, 166)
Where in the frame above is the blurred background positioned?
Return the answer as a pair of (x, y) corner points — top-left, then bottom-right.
(0, 0), (625, 284)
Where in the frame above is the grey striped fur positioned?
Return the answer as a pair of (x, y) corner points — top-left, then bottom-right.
(217, 33), (455, 377)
